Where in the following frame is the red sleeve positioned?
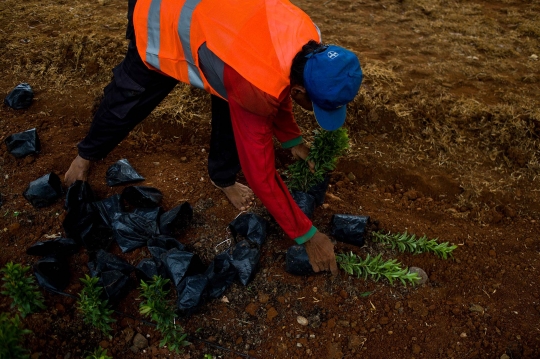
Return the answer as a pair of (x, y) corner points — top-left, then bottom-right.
(225, 67), (302, 147)
(223, 64), (313, 241)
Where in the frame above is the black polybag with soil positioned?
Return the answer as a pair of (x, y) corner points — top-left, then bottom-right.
(106, 158), (145, 187)
(23, 173), (63, 208)
(160, 248), (205, 288)
(229, 240), (261, 286)
(136, 257), (169, 284)
(228, 213), (268, 247)
(4, 128), (40, 158)
(112, 211), (159, 253)
(330, 214), (370, 247)
(204, 251), (237, 299)
(63, 181), (114, 251)
(26, 238), (79, 258)
(88, 250), (134, 303)
(147, 235), (185, 259)
(121, 186), (163, 208)
(93, 194), (124, 228)
(4, 83), (34, 109)
(159, 202), (193, 236)
(285, 244), (314, 276)
(291, 191), (316, 219)
(307, 174), (330, 207)
(33, 257), (70, 294)
(176, 274), (209, 315)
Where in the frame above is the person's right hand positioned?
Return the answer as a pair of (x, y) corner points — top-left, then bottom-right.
(64, 155), (91, 186)
(290, 143), (315, 172)
(304, 231), (338, 275)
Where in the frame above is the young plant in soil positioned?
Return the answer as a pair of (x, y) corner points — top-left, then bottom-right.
(287, 128), (349, 192)
(85, 347), (112, 359)
(0, 313), (32, 359)
(77, 275), (115, 335)
(336, 252), (420, 286)
(139, 275), (190, 353)
(372, 231), (457, 259)
(1, 262), (45, 317)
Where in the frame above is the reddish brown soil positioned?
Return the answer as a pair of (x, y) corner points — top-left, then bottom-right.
(1, 0), (539, 358)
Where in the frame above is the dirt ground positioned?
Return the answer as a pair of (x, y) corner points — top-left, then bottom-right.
(1, 0), (539, 358)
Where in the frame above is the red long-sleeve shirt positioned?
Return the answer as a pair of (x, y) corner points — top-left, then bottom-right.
(223, 64), (316, 244)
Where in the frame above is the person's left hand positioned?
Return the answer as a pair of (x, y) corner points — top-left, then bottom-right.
(290, 143), (315, 172)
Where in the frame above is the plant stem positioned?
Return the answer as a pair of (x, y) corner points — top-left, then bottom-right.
(372, 231), (457, 259)
(336, 252), (420, 286)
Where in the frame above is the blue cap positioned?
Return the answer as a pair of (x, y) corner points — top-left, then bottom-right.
(303, 45), (363, 131)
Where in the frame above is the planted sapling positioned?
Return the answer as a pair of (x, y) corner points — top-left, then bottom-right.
(85, 347), (113, 359)
(1, 262), (45, 317)
(0, 313), (32, 359)
(77, 275), (115, 334)
(287, 128), (349, 192)
(336, 252), (420, 286)
(139, 275), (190, 353)
(372, 231), (457, 259)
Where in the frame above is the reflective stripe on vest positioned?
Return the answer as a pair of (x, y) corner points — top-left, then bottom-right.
(178, 0), (204, 89)
(146, 0), (162, 70)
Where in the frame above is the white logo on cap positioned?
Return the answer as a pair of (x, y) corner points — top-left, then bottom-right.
(327, 51), (339, 59)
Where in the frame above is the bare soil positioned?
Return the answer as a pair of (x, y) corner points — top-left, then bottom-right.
(1, 0), (539, 358)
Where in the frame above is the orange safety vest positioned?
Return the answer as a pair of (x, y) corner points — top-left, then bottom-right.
(133, 0), (321, 99)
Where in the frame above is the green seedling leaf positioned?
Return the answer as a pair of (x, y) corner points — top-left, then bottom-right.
(287, 128), (350, 192)
(1, 262), (45, 317)
(139, 276), (190, 354)
(336, 252), (419, 286)
(77, 275), (115, 334)
(372, 231), (457, 258)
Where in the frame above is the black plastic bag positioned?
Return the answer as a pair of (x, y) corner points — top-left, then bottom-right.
(134, 206), (162, 223)
(228, 213), (267, 247)
(112, 212), (159, 252)
(121, 186), (163, 208)
(106, 158), (145, 187)
(230, 240), (260, 286)
(63, 181), (97, 244)
(4, 128), (40, 158)
(330, 214), (370, 247)
(205, 252), (236, 299)
(176, 274), (208, 315)
(147, 235), (185, 258)
(4, 83), (34, 110)
(307, 175), (330, 207)
(160, 248), (205, 287)
(26, 238), (79, 258)
(93, 194), (124, 228)
(87, 249), (134, 277)
(285, 245), (314, 276)
(159, 202), (193, 236)
(23, 173), (63, 208)
(291, 191), (316, 219)
(98, 270), (132, 304)
(135, 257), (169, 284)
(33, 257), (70, 293)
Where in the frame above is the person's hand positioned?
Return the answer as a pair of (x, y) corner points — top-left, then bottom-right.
(290, 143), (315, 172)
(304, 231), (338, 275)
(64, 155), (91, 187)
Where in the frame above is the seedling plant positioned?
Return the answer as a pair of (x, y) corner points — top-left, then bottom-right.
(336, 252), (420, 286)
(287, 128), (349, 192)
(77, 275), (115, 334)
(85, 347), (112, 359)
(139, 275), (190, 353)
(1, 262), (45, 317)
(0, 313), (32, 359)
(372, 231), (457, 259)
